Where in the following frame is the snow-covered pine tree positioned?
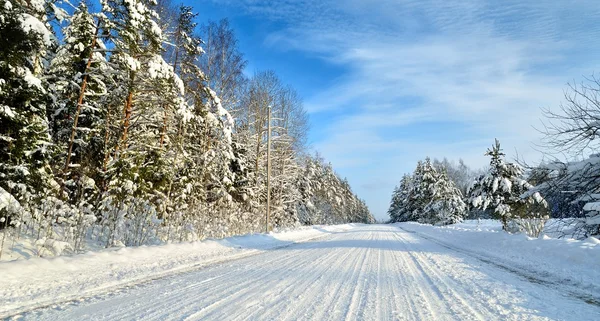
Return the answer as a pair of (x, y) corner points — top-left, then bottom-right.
(340, 178), (356, 221)
(322, 161), (343, 224)
(295, 154), (373, 225)
(468, 139), (548, 235)
(229, 133), (253, 204)
(296, 155), (319, 224)
(47, 3), (110, 204)
(158, 5), (243, 239)
(40, 2), (114, 249)
(357, 198), (375, 223)
(388, 174), (413, 223)
(423, 169), (466, 225)
(409, 158), (437, 222)
(387, 185), (402, 222)
(97, 0), (184, 246)
(0, 0), (59, 229)
(147, 4), (199, 241)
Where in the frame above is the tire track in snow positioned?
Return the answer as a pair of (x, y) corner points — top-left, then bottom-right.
(180, 231), (366, 320)
(355, 230), (392, 321)
(305, 238), (366, 321)
(178, 234), (352, 320)
(15, 225), (600, 321)
(391, 230), (443, 321)
(114, 241), (323, 320)
(384, 238), (418, 321)
(342, 231), (375, 321)
(235, 244), (354, 321)
(372, 237), (383, 320)
(395, 231), (491, 321)
(44, 233), (342, 321)
(274, 243), (359, 321)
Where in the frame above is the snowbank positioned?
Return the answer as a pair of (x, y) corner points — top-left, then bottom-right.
(0, 224), (358, 318)
(396, 220), (600, 296)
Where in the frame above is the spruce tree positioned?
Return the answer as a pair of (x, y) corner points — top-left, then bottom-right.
(98, 0), (180, 246)
(48, 3), (109, 201)
(0, 0), (58, 226)
(388, 174), (413, 223)
(410, 158), (437, 222)
(423, 170), (466, 225)
(468, 139), (548, 233)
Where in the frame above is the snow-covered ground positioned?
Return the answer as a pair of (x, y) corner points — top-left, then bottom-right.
(0, 224), (356, 318)
(397, 220), (600, 302)
(2, 223), (600, 320)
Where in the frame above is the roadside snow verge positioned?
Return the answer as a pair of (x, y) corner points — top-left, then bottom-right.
(0, 224), (358, 318)
(396, 221), (600, 301)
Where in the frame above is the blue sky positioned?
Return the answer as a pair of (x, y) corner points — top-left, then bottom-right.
(188, 0), (600, 220)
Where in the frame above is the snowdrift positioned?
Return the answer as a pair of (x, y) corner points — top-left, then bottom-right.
(396, 220), (600, 299)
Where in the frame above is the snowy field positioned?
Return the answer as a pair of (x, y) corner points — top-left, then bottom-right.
(1, 223), (599, 320)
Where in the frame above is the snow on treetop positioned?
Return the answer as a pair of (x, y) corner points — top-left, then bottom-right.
(124, 55), (140, 72)
(149, 20), (162, 38)
(174, 74), (185, 95)
(19, 67), (45, 92)
(29, 0), (45, 13)
(1, 105), (15, 119)
(147, 55), (173, 80)
(51, 3), (69, 22)
(0, 187), (22, 214)
(20, 13), (52, 47)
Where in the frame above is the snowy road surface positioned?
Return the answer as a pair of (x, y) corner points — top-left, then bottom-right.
(16, 225), (600, 320)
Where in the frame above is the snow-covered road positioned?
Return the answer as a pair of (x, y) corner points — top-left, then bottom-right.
(16, 225), (600, 320)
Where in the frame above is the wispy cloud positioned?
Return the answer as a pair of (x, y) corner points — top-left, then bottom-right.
(211, 0), (600, 218)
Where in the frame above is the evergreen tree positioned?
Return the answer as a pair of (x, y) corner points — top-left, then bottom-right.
(388, 174), (412, 223)
(423, 170), (466, 225)
(387, 185), (401, 223)
(0, 0), (374, 255)
(296, 154), (374, 225)
(389, 159), (466, 225)
(47, 3), (108, 200)
(468, 139), (548, 234)
(98, 0), (183, 246)
(410, 158), (437, 221)
(0, 0), (58, 226)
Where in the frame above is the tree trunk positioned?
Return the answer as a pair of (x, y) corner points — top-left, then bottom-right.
(64, 21), (100, 173)
(118, 88), (135, 152)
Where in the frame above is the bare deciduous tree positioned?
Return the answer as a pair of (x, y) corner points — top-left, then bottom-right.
(200, 19), (248, 110)
(540, 75), (600, 157)
(534, 75), (600, 237)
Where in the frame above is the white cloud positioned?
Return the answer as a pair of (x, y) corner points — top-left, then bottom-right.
(213, 0), (600, 219)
